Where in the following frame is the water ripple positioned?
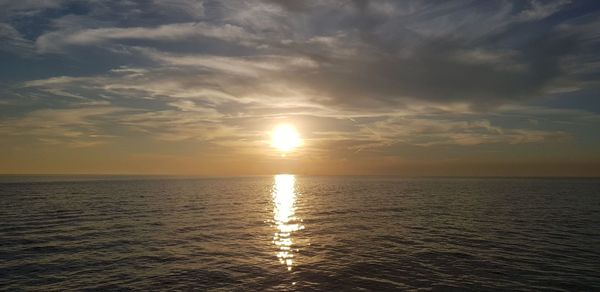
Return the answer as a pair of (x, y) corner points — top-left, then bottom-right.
(1, 176), (599, 290)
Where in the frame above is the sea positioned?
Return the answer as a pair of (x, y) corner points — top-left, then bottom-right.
(1, 175), (599, 291)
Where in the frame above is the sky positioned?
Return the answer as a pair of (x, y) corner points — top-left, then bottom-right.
(0, 0), (599, 176)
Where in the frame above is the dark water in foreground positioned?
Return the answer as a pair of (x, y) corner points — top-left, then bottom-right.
(1, 176), (599, 291)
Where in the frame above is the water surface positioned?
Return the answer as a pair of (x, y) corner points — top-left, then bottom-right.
(1, 176), (599, 290)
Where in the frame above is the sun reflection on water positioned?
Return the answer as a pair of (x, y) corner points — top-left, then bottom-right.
(272, 174), (304, 271)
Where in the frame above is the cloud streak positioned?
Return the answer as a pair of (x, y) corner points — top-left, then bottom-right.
(36, 22), (255, 53)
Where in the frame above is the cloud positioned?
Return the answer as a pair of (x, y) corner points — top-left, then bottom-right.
(0, 0), (65, 14)
(1, 0), (600, 166)
(359, 117), (569, 147)
(141, 48), (318, 75)
(0, 23), (34, 55)
(36, 22), (255, 53)
(22, 0), (591, 111)
(0, 107), (125, 147)
(117, 109), (242, 142)
(518, 0), (571, 21)
(262, 0), (311, 12)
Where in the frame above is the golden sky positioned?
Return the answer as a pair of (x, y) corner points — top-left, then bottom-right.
(1, 0), (600, 176)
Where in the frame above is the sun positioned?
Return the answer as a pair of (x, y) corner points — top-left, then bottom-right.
(271, 124), (302, 153)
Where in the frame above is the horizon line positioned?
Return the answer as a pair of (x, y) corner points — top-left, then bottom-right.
(1, 173), (599, 179)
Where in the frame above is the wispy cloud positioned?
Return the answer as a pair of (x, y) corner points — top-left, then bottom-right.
(36, 22), (256, 53)
(0, 23), (34, 55)
(518, 0), (571, 21)
(0, 107), (125, 147)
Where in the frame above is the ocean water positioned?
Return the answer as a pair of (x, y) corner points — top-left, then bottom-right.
(1, 176), (599, 291)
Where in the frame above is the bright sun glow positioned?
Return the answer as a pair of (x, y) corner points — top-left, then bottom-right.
(271, 124), (302, 153)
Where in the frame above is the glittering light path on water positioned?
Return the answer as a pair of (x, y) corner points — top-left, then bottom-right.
(272, 174), (304, 271)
